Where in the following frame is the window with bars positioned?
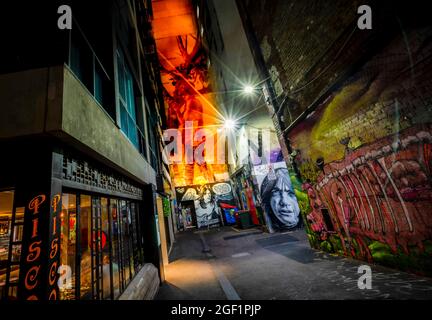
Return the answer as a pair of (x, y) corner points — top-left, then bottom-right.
(59, 192), (144, 300)
(0, 190), (22, 300)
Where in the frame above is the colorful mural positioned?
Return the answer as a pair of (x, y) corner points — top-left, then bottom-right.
(153, 0), (228, 187)
(288, 30), (432, 275)
(175, 182), (236, 228)
(254, 162), (307, 233)
(249, 128), (285, 166)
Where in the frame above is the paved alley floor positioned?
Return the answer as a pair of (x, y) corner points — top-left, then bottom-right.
(156, 226), (432, 300)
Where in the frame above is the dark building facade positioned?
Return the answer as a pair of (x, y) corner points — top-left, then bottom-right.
(236, 0), (432, 275)
(196, 0), (306, 233)
(0, 0), (170, 299)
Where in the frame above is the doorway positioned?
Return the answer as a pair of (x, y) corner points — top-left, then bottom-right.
(180, 201), (197, 229)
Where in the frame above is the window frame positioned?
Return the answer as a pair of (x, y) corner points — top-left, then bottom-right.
(59, 190), (144, 300)
(116, 48), (140, 149)
(0, 189), (21, 300)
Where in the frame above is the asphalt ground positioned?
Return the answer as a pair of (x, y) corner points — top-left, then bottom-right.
(156, 226), (432, 300)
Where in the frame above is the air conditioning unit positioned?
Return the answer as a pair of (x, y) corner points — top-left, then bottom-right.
(156, 173), (164, 193)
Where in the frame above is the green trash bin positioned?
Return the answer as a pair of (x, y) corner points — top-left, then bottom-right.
(237, 210), (253, 229)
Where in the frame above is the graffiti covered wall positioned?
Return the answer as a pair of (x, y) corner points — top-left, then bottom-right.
(153, 0), (229, 187)
(289, 29), (432, 275)
(175, 182), (236, 228)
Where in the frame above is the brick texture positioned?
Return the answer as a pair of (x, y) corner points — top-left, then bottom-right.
(239, 0), (432, 275)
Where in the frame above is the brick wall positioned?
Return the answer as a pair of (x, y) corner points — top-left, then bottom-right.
(239, 0), (432, 275)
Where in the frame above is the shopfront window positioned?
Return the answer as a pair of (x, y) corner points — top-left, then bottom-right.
(0, 190), (15, 299)
(58, 192), (143, 300)
(130, 202), (141, 271)
(110, 199), (122, 298)
(8, 206), (23, 300)
(60, 193), (77, 300)
(79, 195), (92, 299)
(11, 208), (24, 242)
(127, 202), (136, 277)
(119, 200), (131, 286)
(57, 193), (144, 300)
(101, 198), (111, 299)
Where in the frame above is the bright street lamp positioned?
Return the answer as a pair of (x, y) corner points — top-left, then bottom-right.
(224, 119), (237, 130)
(243, 84), (255, 95)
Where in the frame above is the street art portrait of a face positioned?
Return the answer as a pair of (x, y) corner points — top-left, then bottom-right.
(176, 182), (236, 228)
(254, 162), (302, 232)
(194, 185), (219, 227)
(260, 168), (301, 231)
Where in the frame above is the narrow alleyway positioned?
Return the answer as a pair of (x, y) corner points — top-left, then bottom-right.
(156, 227), (432, 300)
(2, 0), (432, 305)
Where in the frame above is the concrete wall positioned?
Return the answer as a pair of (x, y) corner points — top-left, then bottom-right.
(240, 0), (432, 275)
(61, 67), (156, 186)
(0, 67), (63, 138)
(118, 263), (160, 300)
(0, 66), (156, 186)
(156, 195), (169, 266)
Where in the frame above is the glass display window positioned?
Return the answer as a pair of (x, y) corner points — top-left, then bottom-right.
(57, 192), (144, 300)
(59, 193), (77, 300)
(110, 199), (122, 298)
(79, 194), (92, 299)
(101, 197), (112, 299)
(119, 200), (131, 286)
(0, 190), (17, 300)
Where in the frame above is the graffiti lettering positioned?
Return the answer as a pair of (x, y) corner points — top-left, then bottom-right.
(299, 126), (432, 271)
